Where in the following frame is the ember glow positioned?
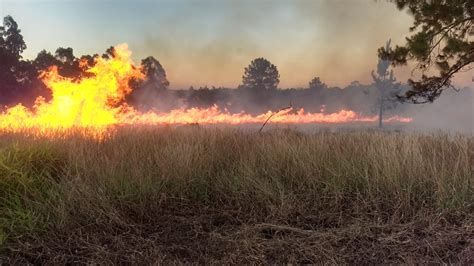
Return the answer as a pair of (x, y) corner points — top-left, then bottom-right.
(0, 44), (412, 136)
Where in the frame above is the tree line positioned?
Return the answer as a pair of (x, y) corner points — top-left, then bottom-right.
(1, 0), (472, 126)
(0, 16), (171, 108)
(0, 15), (400, 123)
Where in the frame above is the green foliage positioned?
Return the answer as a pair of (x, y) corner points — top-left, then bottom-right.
(381, 0), (473, 103)
(0, 144), (64, 247)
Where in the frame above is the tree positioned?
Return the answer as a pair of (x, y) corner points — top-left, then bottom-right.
(140, 56), (170, 91)
(55, 47), (75, 64)
(241, 58), (280, 91)
(380, 0), (473, 103)
(0, 15), (26, 59)
(33, 50), (58, 70)
(79, 54), (98, 68)
(0, 15), (27, 105)
(308, 77), (328, 91)
(53, 47), (83, 79)
(127, 56), (170, 110)
(372, 40), (401, 128)
(102, 46), (115, 59)
(33, 49), (96, 78)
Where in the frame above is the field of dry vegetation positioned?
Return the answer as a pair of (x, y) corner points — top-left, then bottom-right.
(0, 126), (472, 264)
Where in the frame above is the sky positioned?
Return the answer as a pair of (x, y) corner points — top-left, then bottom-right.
(1, 0), (472, 89)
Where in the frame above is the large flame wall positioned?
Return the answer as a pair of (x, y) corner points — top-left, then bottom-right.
(0, 44), (412, 136)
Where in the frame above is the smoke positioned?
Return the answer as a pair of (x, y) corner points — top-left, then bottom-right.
(130, 80), (472, 134)
(130, 0), (418, 89)
(403, 87), (474, 134)
(2, 0), (473, 133)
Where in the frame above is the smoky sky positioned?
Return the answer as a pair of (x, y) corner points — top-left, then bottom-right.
(1, 0), (472, 89)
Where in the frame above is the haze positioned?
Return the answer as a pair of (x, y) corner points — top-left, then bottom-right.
(1, 0), (472, 89)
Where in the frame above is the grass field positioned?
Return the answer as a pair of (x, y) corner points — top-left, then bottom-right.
(0, 126), (472, 263)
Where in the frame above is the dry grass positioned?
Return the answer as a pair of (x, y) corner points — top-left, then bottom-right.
(0, 126), (472, 263)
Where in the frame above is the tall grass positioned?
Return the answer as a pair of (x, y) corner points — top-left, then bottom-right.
(0, 126), (472, 263)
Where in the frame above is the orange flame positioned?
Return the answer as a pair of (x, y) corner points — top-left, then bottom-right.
(0, 44), (412, 137)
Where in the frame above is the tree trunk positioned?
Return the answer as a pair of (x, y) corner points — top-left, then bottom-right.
(378, 100), (383, 128)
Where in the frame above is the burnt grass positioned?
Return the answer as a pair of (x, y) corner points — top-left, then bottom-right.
(0, 127), (473, 264)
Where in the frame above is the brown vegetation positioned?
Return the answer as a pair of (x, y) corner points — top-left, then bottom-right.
(0, 127), (472, 263)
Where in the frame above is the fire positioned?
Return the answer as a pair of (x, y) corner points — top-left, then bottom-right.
(0, 44), (412, 137)
(126, 106), (410, 125)
(0, 44), (141, 130)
